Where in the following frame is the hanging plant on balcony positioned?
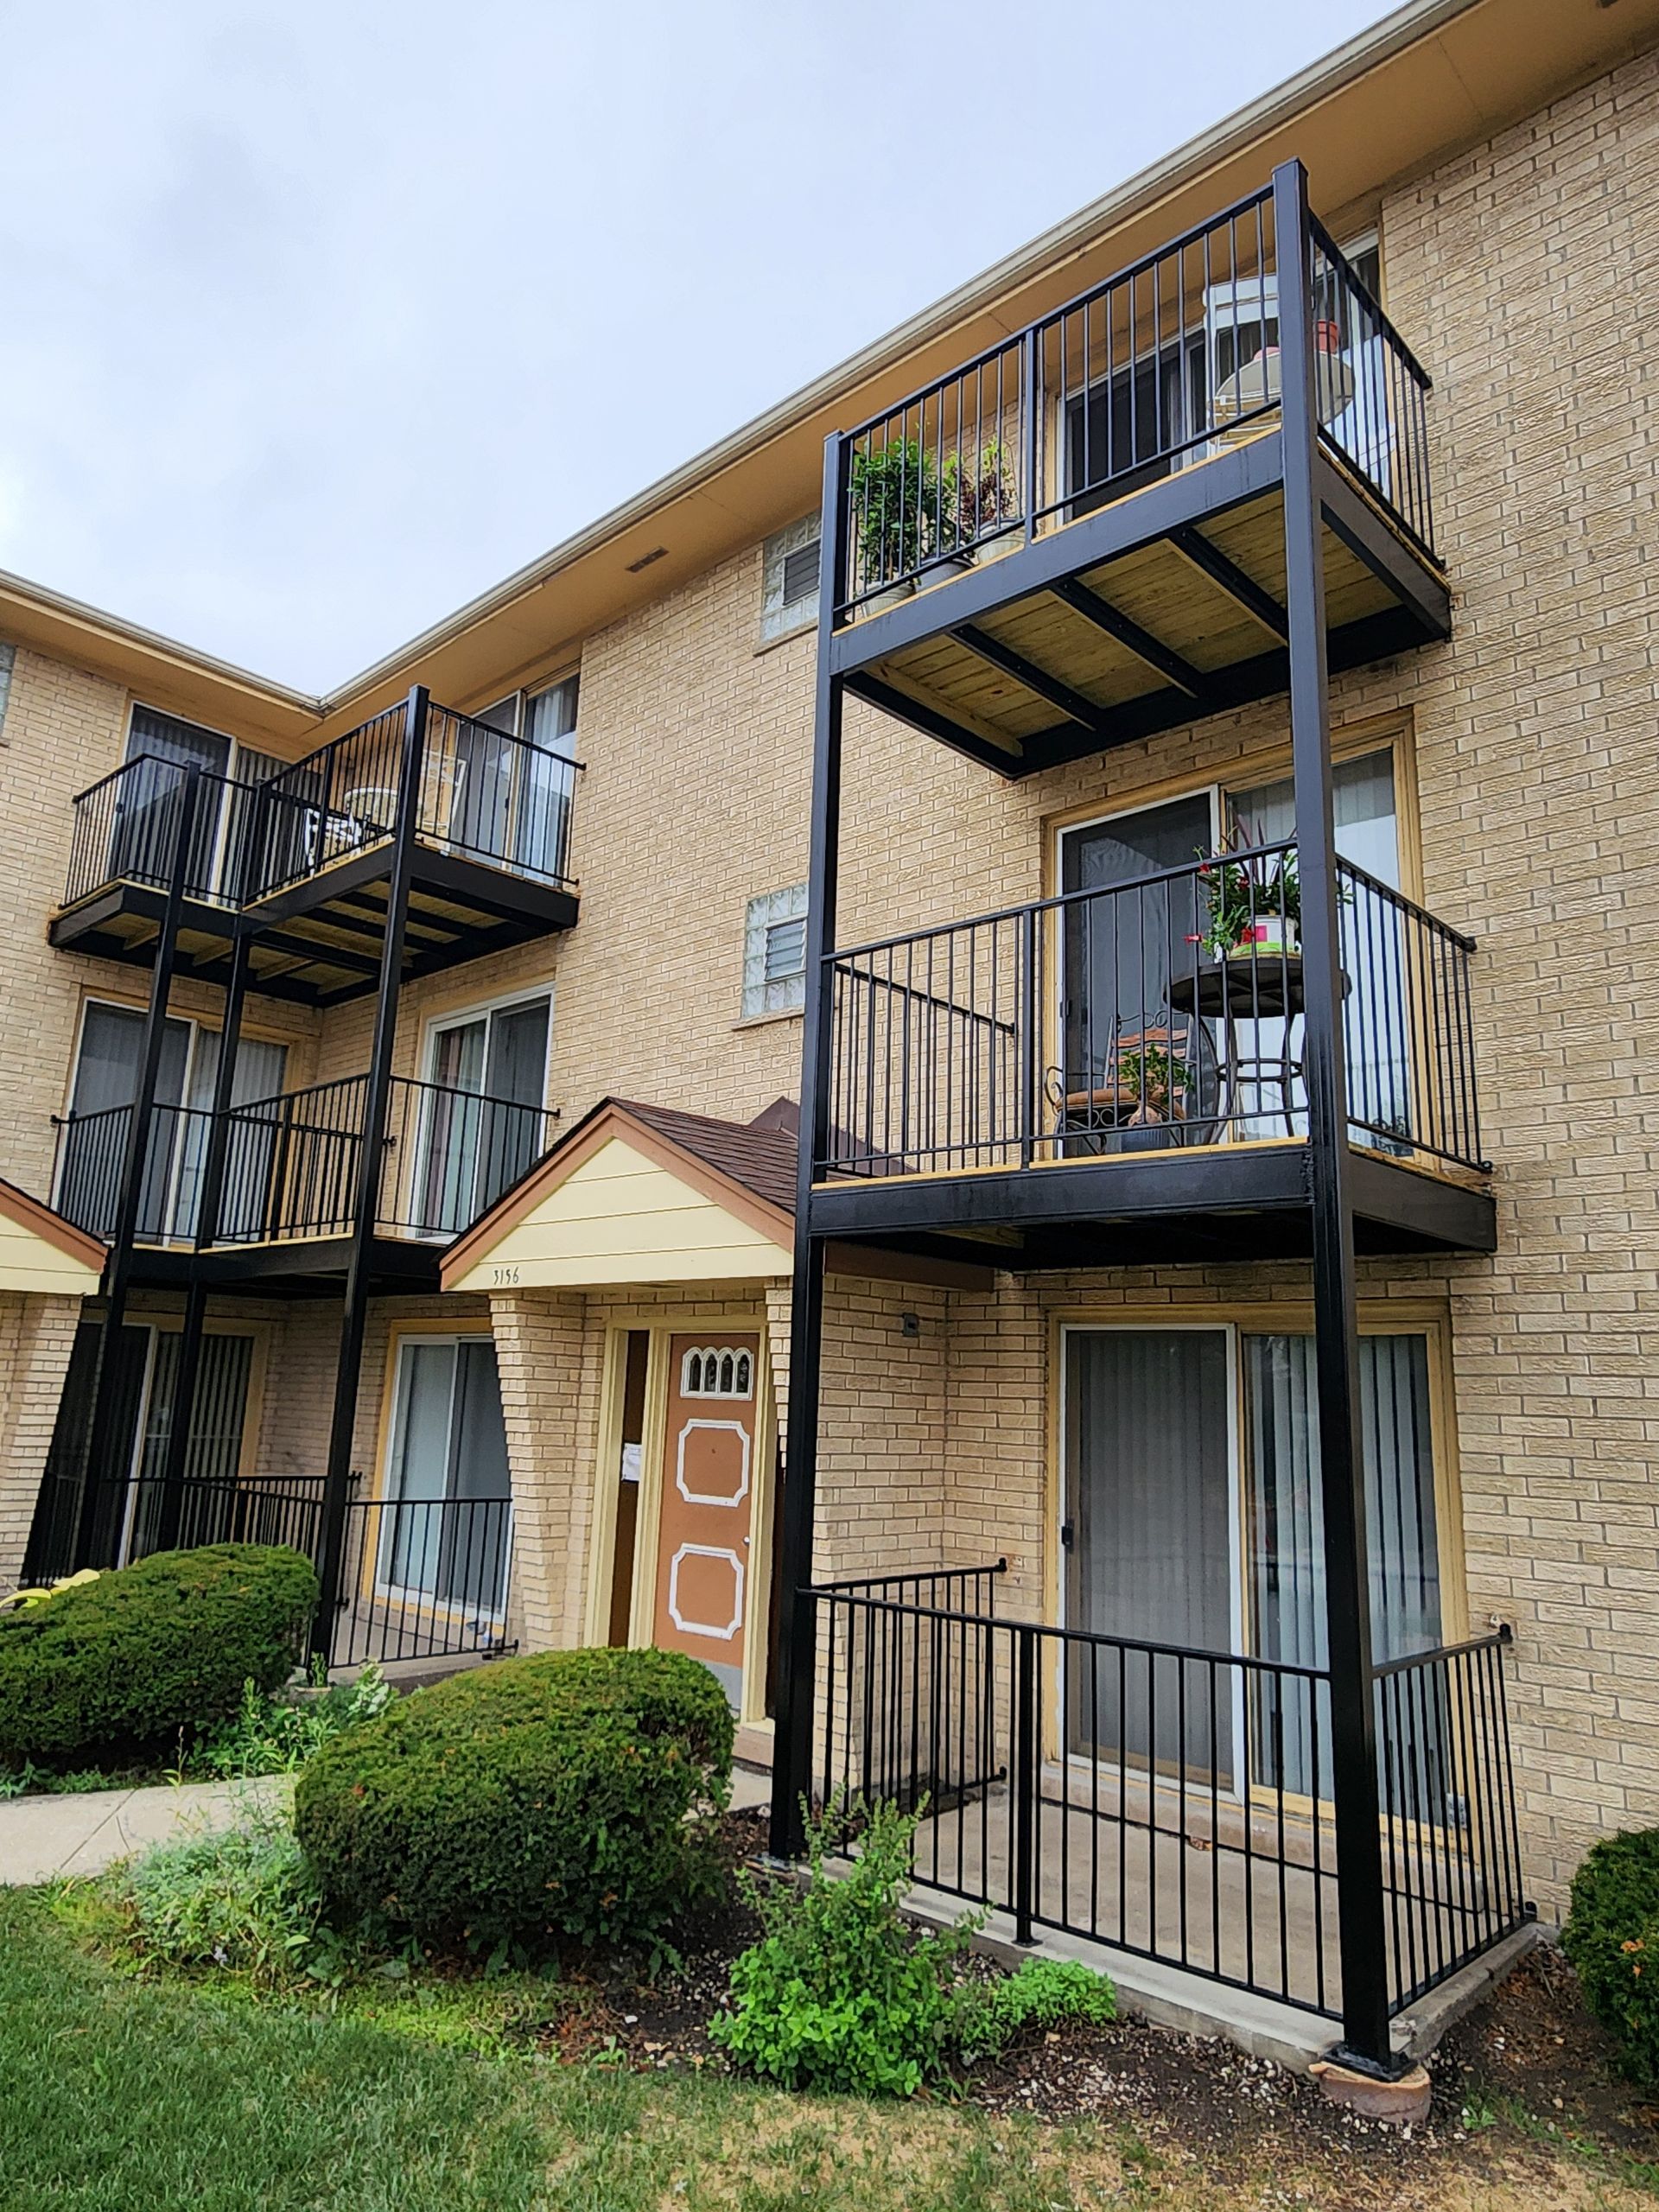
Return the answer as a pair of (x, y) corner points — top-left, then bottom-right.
(1194, 834), (1301, 961)
(849, 439), (946, 596)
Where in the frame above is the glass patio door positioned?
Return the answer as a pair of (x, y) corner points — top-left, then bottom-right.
(110, 707), (232, 893)
(378, 1337), (512, 1619)
(420, 996), (550, 1234)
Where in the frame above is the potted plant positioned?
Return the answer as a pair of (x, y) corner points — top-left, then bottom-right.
(1115, 1041), (1190, 1124)
(850, 440), (946, 610)
(949, 441), (1020, 563)
(1195, 836), (1301, 961)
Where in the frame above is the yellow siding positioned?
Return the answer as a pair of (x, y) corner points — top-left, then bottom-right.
(0, 1212), (101, 1295)
(448, 1137), (791, 1292)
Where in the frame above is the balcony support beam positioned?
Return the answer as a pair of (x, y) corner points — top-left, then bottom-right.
(949, 623), (1114, 740)
(153, 925), (252, 1551)
(1168, 524), (1289, 639)
(74, 768), (204, 1571)
(1316, 449), (1451, 641)
(843, 671), (1025, 779)
(771, 433), (848, 1864)
(1047, 577), (1211, 701)
(308, 685), (429, 1671)
(1275, 157), (1396, 2082)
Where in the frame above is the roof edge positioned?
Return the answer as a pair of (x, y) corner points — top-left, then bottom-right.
(0, 1175), (108, 1275)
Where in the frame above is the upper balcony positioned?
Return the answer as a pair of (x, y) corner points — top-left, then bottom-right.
(823, 181), (1448, 774)
(51, 1071), (559, 1293)
(48, 695), (582, 1004)
(810, 844), (1495, 1263)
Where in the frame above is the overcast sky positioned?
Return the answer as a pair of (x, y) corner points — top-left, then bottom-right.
(0, 1), (1395, 692)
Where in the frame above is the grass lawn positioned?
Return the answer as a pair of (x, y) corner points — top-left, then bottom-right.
(1, 1886), (1654, 2212)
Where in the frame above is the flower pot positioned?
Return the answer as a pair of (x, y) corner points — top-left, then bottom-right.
(866, 578), (916, 615)
(1228, 917), (1300, 960)
(971, 530), (1021, 566)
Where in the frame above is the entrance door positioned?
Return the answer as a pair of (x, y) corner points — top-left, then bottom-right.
(652, 1335), (760, 1706)
(379, 1337), (512, 1620)
(1064, 1327), (1236, 1783)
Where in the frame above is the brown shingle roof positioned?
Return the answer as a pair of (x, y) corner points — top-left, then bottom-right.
(611, 1099), (798, 1214)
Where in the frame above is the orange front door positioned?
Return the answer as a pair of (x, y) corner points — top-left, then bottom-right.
(652, 1334), (760, 1705)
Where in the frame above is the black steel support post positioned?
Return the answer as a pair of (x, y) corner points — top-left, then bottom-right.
(768, 434), (849, 1861)
(1274, 159), (1396, 2075)
(153, 925), (252, 1551)
(74, 766), (203, 1571)
(307, 686), (429, 1668)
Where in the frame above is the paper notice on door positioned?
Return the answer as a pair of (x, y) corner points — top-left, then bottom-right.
(620, 1442), (643, 1485)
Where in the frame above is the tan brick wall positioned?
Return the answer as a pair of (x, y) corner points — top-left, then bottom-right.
(0, 1290), (84, 1589)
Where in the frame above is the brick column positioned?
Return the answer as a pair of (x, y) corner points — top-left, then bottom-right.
(0, 1293), (83, 1591)
(489, 1288), (589, 1650)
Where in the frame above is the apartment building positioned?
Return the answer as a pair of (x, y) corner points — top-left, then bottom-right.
(2, 0), (1657, 2077)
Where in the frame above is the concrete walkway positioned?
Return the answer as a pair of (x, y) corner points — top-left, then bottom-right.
(0, 1776), (291, 1886)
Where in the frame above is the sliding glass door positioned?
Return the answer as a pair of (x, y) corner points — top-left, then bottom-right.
(378, 1337), (512, 1619)
(419, 996), (550, 1234)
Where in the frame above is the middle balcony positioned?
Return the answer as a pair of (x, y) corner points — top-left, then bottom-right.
(809, 845), (1495, 1264)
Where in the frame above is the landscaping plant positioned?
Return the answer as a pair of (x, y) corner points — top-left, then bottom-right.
(295, 1646), (733, 1954)
(118, 1806), (327, 1986)
(186, 1662), (395, 1780)
(954, 1955), (1116, 2063)
(712, 1796), (974, 2098)
(0, 1544), (318, 1770)
(1562, 1825), (1659, 2085)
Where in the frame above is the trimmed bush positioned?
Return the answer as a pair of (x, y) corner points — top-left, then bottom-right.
(294, 1646), (733, 1952)
(1563, 1827), (1659, 2086)
(0, 1545), (318, 1769)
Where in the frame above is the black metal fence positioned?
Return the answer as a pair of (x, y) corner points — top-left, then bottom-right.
(833, 183), (1434, 616)
(19, 1469), (513, 1670)
(61, 755), (275, 911)
(810, 1566), (1527, 2020)
(819, 843), (1484, 1179)
(53, 1077), (558, 1250)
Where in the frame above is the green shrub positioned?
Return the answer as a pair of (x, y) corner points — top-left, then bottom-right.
(711, 1797), (972, 2099)
(1563, 1827), (1659, 2085)
(187, 1664), (395, 1781)
(955, 1955), (1116, 2062)
(0, 1545), (318, 1770)
(295, 1646), (732, 1953)
(119, 1807), (326, 1985)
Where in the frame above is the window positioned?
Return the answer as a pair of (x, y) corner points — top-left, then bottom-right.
(760, 515), (821, 644)
(0, 640), (14, 739)
(682, 1344), (754, 1399)
(420, 994), (552, 1233)
(742, 883), (808, 1020)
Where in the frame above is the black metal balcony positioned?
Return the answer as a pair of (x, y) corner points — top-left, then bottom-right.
(52, 1073), (558, 1289)
(49, 698), (582, 1003)
(823, 186), (1448, 775)
(810, 846), (1494, 1262)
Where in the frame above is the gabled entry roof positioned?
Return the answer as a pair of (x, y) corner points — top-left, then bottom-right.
(440, 1097), (797, 1294)
(0, 1178), (105, 1295)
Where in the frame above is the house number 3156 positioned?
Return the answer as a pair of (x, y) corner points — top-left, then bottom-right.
(491, 1264), (521, 1286)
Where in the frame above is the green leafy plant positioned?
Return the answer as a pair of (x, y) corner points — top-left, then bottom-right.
(1114, 1043), (1190, 1114)
(295, 1646), (733, 1955)
(0, 1545), (318, 1771)
(118, 1806), (327, 1986)
(186, 1664), (394, 1781)
(850, 440), (948, 588)
(1194, 833), (1301, 960)
(711, 1796), (975, 2098)
(1563, 1827), (1659, 2086)
(954, 1955), (1116, 2063)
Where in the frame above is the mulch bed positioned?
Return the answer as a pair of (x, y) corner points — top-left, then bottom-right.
(521, 1808), (1659, 2200)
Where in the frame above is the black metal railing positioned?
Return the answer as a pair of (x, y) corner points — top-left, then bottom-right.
(819, 844), (1485, 1180)
(810, 1567), (1527, 2020)
(18, 1472), (512, 1670)
(215, 1073), (560, 1245)
(1376, 1629), (1529, 2011)
(53, 1101), (216, 1245)
(834, 183), (1434, 615)
(245, 699), (581, 903)
(52, 1077), (557, 1250)
(61, 755), (278, 911)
